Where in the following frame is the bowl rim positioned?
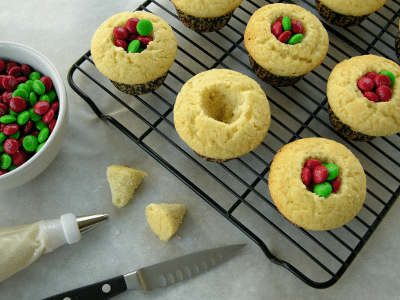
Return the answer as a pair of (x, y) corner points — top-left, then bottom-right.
(0, 41), (68, 182)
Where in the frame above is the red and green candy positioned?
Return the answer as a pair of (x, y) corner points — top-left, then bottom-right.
(271, 16), (304, 45)
(357, 70), (395, 102)
(302, 158), (341, 197)
(113, 19), (153, 53)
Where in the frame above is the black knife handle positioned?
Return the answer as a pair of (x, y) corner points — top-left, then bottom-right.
(42, 275), (128, 300)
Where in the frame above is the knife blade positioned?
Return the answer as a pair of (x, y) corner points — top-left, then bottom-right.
(42, 243), (246, 300)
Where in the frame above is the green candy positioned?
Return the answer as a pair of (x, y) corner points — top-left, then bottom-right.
(12, 88), (29, 101)
(136, 19), (153, 36)
(33, 80), (46, 95)
(25, 79), (34, 90)
(35, 120), (47, 131)
(0, 145), (3, 153)
(8, 165), (17, 172)
(127, 40), (141, 53)
(38, 127), (50, 143)
(47, 90), (57, 102)
(1, 153), (12, 170)
(36, 142), (45, 152)
(39, 94), (51, 103)
(29, 72), (41, 81)
(0, 133), (6, 143)
(29, 108), (42, 122)
(10, 131), (20, 140)
(9, 110), (19, 117)
(381, 70), (395, 86)
(288, 33), (303, 45)
(17, 83), (31, 93)
(282, 16), (291, 31)
(23, 135), (39, 152)
(314, 182), (333, 198)
(29, 91), (38, 106)
(0, 115), (17, 124)
(324, 163), (339, 181)
(17, 111), (31, 126)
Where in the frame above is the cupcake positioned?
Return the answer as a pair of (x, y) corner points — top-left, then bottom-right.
(268, 137), (367, 231)
(244, 4), (329, 87)
(327, 55), (400, 142)
(174, 69), (271, 163)
(91, 11), (178, 95)
(171, 0), (243, 33)
(315, 0), (387, 27)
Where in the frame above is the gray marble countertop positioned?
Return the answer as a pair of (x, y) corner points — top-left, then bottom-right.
(1, 1), (400, 299)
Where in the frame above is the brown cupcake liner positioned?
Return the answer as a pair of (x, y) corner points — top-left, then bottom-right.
(249, 55), (304, 87)
(110, 72), (168, 96)
(395, 31), (400, 61)
(315, 0), (369, 27)
(174, 7), (234, 33)
(328, 106), (376, 142)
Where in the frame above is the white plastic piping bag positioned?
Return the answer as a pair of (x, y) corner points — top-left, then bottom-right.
(0, 213), (109, 283)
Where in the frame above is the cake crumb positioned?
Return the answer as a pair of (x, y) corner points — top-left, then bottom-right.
(116, 231), (120, 235)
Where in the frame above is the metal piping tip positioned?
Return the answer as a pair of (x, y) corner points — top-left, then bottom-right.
(76, 213), (110, 234)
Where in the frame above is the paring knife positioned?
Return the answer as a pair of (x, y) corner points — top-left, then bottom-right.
(42, 243), (246, 300)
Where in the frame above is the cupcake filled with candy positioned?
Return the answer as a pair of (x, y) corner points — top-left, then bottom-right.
(327, 55), (400, 142)
(91, 11), (178, 95)
(268, 137), (366, 231)
(244, 3), (329, 87)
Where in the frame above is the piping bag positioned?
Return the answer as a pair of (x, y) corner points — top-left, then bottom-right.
(0, 213), (109, 283)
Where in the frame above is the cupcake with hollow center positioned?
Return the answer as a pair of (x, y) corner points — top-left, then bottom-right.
(174, 69), (271, 163)
(268, 137), (367, 231)
(315, 0), (387, 27)
(244, 3), (329, 87)
(327, 55), (400, 142)
(171, 0), (243, 32)
(91, 11), (178, 95)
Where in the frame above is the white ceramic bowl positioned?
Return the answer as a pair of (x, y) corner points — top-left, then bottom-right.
(0, 41), (68, 191)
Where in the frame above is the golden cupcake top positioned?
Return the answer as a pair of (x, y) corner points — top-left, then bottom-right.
(327, 54), (400, 137)
(318, 0), (387, 16)
(174, 69), (271, 161)
(268, 137), (366, 231)
(91, 11), (177, 85)
(171, 0), (243, 18)
(244, 3), (329, 77)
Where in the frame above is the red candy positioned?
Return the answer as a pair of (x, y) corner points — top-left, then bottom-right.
(271, 22), (283, 37)
(8, 66), (22, 77)
(21, 64), (31, 77)
(0, 60), (5, 73)
(291, 20), (304, 34)
(366, 72), (377, 80)
(302, 166), (312, 186)
(3, 138), (19, 155)
(330, 177), (341, 193)
(113, 26), (129, 39)
(40, 76), (53, 91)
(304, 158), (321, 170)
(126, 18), (139, 33)
(376, 86), (392, 102)
(115, 39), (128, 51)
(278, 31), (292, 43)
(42, 108), (55, 124)
(313, 165), (328, 184)
(9, 96), (26, 113)
(357, 77), (374, 91)
(2, 91), (12, 104)
(374, 74), (391, 87)
(48, 119), (57, 132)
(137, 35), (153, 46)
(0, 103), (8, 116)
(5, 61), (18, 74)
(3, 124), (19, 135)
(2, 75), (17, 91)
(23, 120), (33, 135)
(12, 150), (27, 166)
(33, 100), (50, 115)
(363, 91), (379, 103)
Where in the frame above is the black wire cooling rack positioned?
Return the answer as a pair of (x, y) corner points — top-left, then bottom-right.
(68, 0), (400, 289)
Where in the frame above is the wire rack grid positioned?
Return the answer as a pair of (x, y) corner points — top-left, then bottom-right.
(68, 0), (400, 289)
